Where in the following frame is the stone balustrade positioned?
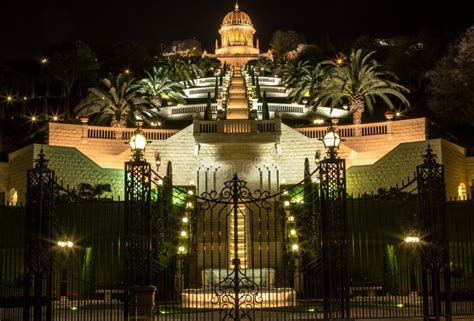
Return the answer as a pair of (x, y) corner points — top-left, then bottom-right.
(193, 119), (282, 145)
(194, 119), (281, 134)
(295, 118), (426, 139)
(257, 76), (282, 86)
(184, 86), (221, 99)
(255, 102), (307, 114)
(86, 125), (178, 141)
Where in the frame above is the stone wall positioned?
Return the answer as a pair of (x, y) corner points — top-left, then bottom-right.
(0, 162), (9, 204)
(346, 139), (469, 198)
(8, 145), (35, 204)
(467, 157), (474, 196)
(49, 123), (130, 168)
(5, 119), (468, 200)
(147, 124), (323, 193)
(7, 144), (124, 203)
(346, 140), (440, 196)
(441, 140), (468, 199)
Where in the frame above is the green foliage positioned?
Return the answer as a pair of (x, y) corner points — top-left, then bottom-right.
(276, 60), (312, 88)
(261, 92), (270, 120)
(81, 247), (94, 297)
(172, 188), (187, 207)
(248, 58), (275, 76)
(204, 92), (212, 120)
(74, 73), (158, 127)
(46, 41), (100, 115)
(270, 30), (306, 59)
(289, 62), (329, 103)
(255, 77), (262, 101)
(383, 244), (399, 295)
(214, 77), (219, 101)
(77, 183), (111, 199)
(156, 57), (204, 87)
(426, 25), (474, 126)
(136, 66), (186, 106)
(197, 57), (221, 77)
(309, 49), (410, 123)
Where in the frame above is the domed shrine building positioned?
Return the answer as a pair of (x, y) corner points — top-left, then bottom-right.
(210, 3), (270, 65)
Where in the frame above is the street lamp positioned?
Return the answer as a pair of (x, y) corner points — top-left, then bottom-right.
(404, 236), (420, 244)
(321, 125), (341, 159)
(129, 126), (148, 161)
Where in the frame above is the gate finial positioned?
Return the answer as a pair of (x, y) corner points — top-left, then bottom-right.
(422, 143), (437, 165)
(34, 148), (49, 169)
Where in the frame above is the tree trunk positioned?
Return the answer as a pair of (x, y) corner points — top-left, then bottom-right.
(352, 109), (363, 125)
(350, 96), (365, 136)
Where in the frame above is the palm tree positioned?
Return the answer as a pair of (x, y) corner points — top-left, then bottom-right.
(311, 49), (410, 125)
(197, 57), (221, 77)
(290, 63), (329, 103)
(136, 67), (186, 106)
(277, 60), (312, 88)
(157, 58), (204, 87)
(74, 73), (158, 127)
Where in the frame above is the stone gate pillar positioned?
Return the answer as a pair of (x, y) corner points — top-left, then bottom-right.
(319, 126), (350, 320)
(24, 149), (55, 321)
(417, 145), (451, 321)
(124, 128), (154, 319)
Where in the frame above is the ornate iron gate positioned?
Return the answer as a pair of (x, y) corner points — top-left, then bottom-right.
(153, 173), (300, 321)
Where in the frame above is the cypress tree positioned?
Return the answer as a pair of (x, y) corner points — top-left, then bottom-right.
(262, 91), (270, 120)
(214, 77), (219, 101)
(204, 92), (212, 120)
(256, 77), (262, 101)
(81, 247), (94, 297)
(383, 244), (399, 295)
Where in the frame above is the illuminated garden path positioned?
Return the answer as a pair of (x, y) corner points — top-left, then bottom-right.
(226, 66), (249, 119)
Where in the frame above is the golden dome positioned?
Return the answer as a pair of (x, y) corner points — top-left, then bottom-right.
(222, 3), (253, 27)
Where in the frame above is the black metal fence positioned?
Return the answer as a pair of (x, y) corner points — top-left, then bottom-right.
(0, 198), (126, 321)
(1, 150), (474, 321)
(1, 196), (473, 321)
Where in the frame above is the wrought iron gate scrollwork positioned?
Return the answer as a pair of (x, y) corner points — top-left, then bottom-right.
(201, 175), (268, 321)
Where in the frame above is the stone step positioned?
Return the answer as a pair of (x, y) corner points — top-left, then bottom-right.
(226, 108), (249, 119)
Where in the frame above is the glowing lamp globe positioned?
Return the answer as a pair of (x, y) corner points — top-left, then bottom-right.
(322, 128), (341, 150)
(129, 132), (147, 152)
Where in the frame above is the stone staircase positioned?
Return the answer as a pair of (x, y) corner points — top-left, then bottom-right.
(188, 202), (287, 287)
(229, 205), (247, 268)
(226, 67), (249, 119)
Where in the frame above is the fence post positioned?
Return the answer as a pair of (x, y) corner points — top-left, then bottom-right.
(125, 138), (154, 320)
(319, 143), (350, 319)
(24, 149), (55, 321)
(416, 144), (451, 321)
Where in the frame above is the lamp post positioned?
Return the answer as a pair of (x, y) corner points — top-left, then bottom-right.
(319, 125), (349, 319)
(321, 124), (341, 160)
(124, 125), (155, 320)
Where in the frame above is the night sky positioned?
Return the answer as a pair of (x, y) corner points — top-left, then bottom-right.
(1, 0), (472, 61)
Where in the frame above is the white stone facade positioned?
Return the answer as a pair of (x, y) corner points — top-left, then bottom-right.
(1, 117), (473, 204)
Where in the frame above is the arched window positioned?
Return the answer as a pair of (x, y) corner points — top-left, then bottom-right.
(458, 183), (467, 200)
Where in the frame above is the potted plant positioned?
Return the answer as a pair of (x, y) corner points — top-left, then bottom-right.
(384, 111), (395, 121)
